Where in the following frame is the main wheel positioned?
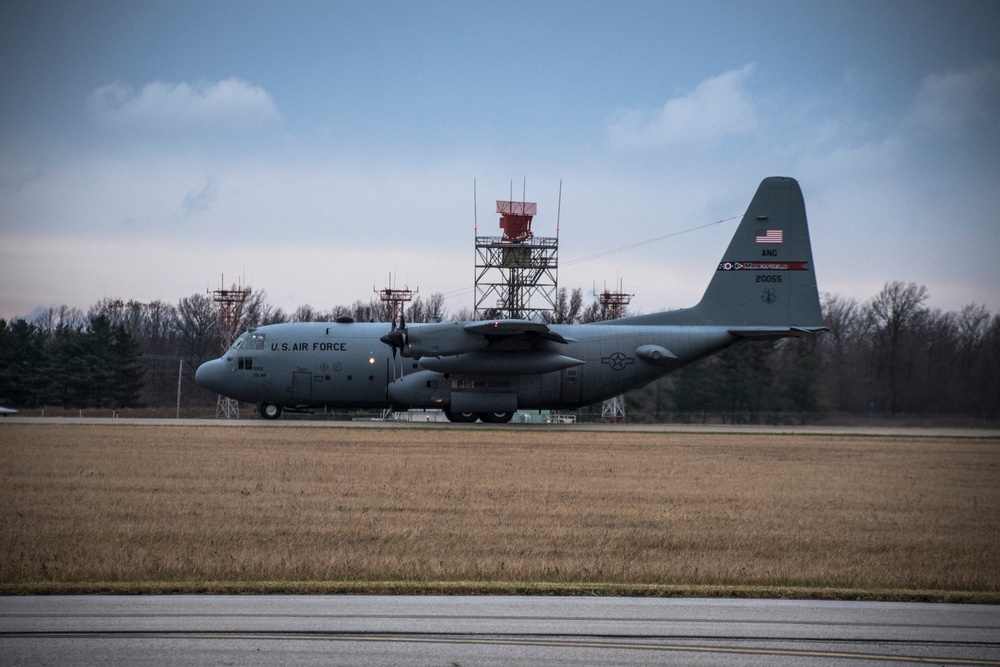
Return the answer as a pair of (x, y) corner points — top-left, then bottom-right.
(444, 409), (478, 423)
(259, 403), (282, 420)
(478, 411), (514, 424)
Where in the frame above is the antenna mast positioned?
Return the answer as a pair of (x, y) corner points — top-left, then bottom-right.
(598, 278), (633, 423)
(377, 273), (416, 324)
(212, 277), (250, 419)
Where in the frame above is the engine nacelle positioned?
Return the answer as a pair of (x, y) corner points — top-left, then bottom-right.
(386, 370), (449, 408)
(402, 322), (489, 358)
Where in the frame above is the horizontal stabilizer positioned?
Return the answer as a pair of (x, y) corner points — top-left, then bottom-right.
(729, 326), (828, 340)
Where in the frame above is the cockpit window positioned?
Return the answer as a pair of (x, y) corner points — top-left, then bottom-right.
(230, 332), (266, 351)
(244, 333), (266, 350)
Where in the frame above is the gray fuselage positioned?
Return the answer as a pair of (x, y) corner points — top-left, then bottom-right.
(194, 320), (738, 413)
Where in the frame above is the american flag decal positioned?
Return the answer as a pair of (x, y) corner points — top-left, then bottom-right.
(756, 229), (783, 244)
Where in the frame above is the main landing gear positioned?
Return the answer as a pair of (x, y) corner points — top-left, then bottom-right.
(444, 409), (514, 424)
(259, 403), (282, 420)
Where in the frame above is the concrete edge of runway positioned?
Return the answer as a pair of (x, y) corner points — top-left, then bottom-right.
(2, 580), (999, 605)
(3, 416), (999, 438)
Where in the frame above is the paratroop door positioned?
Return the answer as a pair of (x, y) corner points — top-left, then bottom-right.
(292, 372), (312, 402)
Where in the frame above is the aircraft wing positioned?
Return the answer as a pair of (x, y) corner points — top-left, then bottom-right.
(390, 319), (581, 376)
(463, 319), (573, 344)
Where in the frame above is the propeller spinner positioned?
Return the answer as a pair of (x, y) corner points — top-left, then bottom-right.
(379, 312), (407, 357)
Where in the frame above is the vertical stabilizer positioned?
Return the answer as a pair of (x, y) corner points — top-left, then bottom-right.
(626, 177), (823, 328)
(700, 177), (822, 327)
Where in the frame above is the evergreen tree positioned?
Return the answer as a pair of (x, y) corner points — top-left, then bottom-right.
(106, 319), (145, 407)
(0, 319), (46, 407)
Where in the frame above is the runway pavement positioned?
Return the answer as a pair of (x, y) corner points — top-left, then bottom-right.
(2, 595), (999, 666)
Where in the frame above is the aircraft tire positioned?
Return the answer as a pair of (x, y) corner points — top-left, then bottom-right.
(444, 409), (478, 423)
(478, 411), (514, 424)
(259, 403), (282, 420)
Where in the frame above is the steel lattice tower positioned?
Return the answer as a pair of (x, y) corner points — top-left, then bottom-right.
(598, 283), (633, 423)
(377, 283), (416, 325)
(212, 285), (249, 419)
(474, 198), (558, 320)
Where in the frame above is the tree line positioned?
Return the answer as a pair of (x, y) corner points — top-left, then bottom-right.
(1, 281), (997, 419)
(630, 282), (1000, 422)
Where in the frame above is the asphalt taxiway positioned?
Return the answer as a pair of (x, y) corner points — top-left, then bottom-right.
(2, 595), (999, 666)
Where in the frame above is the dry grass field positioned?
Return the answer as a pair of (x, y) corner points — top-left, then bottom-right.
(1, 423), (998, 600)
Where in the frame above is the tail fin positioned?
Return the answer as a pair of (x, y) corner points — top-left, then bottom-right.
(630, 177), (824, 330)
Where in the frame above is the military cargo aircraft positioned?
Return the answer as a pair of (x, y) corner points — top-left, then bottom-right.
(196, 177), (825, 422)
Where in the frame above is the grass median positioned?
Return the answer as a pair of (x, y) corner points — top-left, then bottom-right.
(1, 423), (998, 601)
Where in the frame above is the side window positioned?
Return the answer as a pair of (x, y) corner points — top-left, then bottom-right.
(229, 333), (249, 352)
(238, 356), (253, 370)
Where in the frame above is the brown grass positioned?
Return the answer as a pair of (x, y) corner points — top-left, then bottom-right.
(1, 423), (998, 599)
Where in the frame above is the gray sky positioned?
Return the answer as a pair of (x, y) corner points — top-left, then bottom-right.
(2, 0), (999, 321)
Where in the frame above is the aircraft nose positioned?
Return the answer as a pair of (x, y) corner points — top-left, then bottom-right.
(195, 358), (230, 394)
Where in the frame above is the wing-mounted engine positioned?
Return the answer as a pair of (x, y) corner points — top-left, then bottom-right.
(382, 321), (490, 359)
(380, 318), (580, 376)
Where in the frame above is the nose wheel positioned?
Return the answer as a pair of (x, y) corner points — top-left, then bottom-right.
(259, 403), (282, 420)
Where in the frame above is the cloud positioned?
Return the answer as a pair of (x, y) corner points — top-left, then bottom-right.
(904, 62), (1000, 133)
(606, 65), (758, 149)
(87, 78), (281, 130)
(182, 178), (217, 217)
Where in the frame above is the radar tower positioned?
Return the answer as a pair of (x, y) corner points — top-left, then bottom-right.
(474, 181), (559, 320)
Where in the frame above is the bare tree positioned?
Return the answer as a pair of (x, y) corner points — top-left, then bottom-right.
(548, 287), (585, 324)
(425, 292), (446, 321)
(818, 293), (870, 411)
(579, 299), (603, 323)
(175, 293), (221, 360)
(33, 305), (86, 334)
(292, 304), (318, 322)
(448, 306), (475, 322)
(867, 281), (929, 413)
